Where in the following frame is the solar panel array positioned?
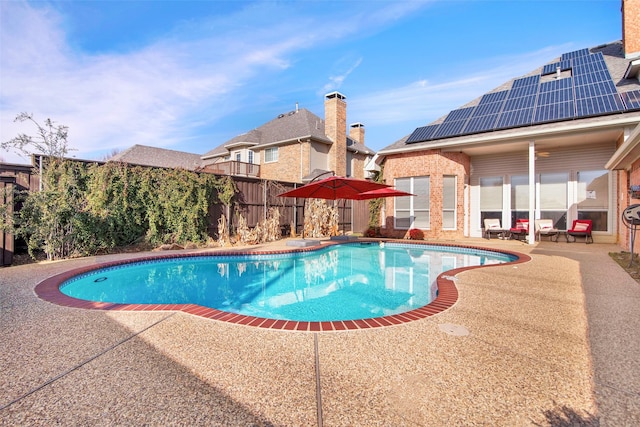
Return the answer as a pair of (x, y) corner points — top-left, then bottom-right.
(406, 48), (637, 145)
(621, 90), (640, 111)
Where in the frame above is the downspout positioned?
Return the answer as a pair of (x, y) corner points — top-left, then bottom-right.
(298, 138), (304, 182)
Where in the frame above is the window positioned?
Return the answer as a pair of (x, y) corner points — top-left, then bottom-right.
(442, 176), (457, 229)
(395, 176), (430, 229)
(577, 170), (608, 231)
(264, 147), (278, 163)
(539, 172), (567, 230)
(510, 175), (529, 226)
(234, 151), (241, 162)
(480, 176), (503, 226)
(248, 150), (254, 164)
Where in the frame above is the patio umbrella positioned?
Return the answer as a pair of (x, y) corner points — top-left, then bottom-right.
(353, 187), (414, 200)
(277, 176), (390, 200)
(278, 176), (390, 238)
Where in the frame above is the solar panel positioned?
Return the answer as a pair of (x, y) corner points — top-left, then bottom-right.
(461, 91), (508, 134)
(542, 59), (572, 76)
(561, 48), (590, 61)
(574, 81), (616, 98)
(575, 94), (625, 116)
(574, 72), (616, 87)
(533, 77), (575, 123)
(431, 107), (476, 139)
(572, 52), (608, 74)
(431, 120), (469, 139)
(478, 90), (509, 104)
(494, 76), (539, 129)
(512, 75), (540, 88)
(443, 107), (475, 121)
(463, 115), (500, 134)
(534, 103), (574, 122)
(621, 90), (640, 110)
(406, 125), (440, 143)
(495, 108), (536, 128)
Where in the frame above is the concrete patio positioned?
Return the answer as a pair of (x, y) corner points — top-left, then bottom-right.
(1, 239), (639, 426)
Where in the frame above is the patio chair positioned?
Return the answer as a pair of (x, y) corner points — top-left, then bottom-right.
(535, 219), (559, 242)
(566, 219), (593, 244)
(509, 219), (529, 241)
(483, 218), (506, 239)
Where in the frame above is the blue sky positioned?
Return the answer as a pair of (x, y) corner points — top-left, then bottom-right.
(0, 0), (623, 164)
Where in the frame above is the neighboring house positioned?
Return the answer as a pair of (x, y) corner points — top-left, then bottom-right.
(109, 144), (203, 171)
(376, 0), (640, 246)
(200, 92), (375, 183)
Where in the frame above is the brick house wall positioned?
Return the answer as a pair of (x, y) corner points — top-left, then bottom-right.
(381, 150), (470, 239)
(620, 159), (640, 252)
(259, 142), (307, 183)
(349, 154), (366, 179)
(623, 0), (640, 58)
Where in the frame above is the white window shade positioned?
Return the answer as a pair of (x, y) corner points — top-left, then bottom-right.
(480, 177), (503, 210)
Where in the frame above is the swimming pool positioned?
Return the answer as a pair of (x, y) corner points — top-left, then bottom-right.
(49, 242), (520, 329)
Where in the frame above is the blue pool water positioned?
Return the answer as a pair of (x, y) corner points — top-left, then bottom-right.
(61, 242), (515, 322)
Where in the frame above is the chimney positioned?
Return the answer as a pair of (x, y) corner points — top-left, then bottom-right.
(349, 122), (365, 145)
(622, 0), (640, 59)
(325, 92), (347, 177)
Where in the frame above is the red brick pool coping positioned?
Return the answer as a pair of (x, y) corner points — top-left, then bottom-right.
(34, 240), (530, 332)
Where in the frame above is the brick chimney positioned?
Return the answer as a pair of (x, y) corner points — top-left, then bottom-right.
(325, 92), (347, 177)
(623, 0), (640, 58)
(349, 122), (365, 145)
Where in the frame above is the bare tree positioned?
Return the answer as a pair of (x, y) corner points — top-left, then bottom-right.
(2, 113), (74, 159)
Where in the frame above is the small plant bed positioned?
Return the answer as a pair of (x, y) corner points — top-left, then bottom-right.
(609, 252), (640, 284)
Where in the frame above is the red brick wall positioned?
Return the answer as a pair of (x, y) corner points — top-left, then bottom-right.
(381, 150), (470, 239)
(623, 0), (640, 58)
(260, 143), (303, 183)
(621, 159), (640, 253)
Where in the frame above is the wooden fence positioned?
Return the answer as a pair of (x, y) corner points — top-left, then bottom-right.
(0, 161), (371, 265)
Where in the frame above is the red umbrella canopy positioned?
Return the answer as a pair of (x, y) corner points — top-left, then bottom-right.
(353, 187), (415, 200)
(278, 176), (390, 200)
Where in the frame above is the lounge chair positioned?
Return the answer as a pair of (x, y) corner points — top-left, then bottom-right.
(483, 218), (506, 239)
(509, 219), (529, 241)
(566, 219), (593, 243)
(535, 219), (559, 242)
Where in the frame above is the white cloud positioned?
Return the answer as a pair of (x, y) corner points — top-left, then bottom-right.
(0, 3), (303, 161)
(321, 56), (364, 94)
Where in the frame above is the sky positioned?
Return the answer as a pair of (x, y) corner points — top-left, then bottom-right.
(0, 0), (624, 164)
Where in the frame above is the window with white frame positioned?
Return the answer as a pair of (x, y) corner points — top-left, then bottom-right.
(480, 176), (503, 227)
(234, 151), (241, 162)
(539, 172), (568, 230)
(395, 176), (430, 229)
(577, 170), (608, 231)
(248, 150), (254, 164)
(510, 175), (529, 226)
(264, 147), (278, 163)
(442, 175), (457, 229)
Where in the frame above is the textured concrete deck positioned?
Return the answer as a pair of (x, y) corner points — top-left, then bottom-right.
(1, 239), (639, 426)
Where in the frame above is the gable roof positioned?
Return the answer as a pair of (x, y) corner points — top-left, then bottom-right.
(380, 41), (640, 154)
(109, 144), (203, 170)
(202, 107), (375, 159)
